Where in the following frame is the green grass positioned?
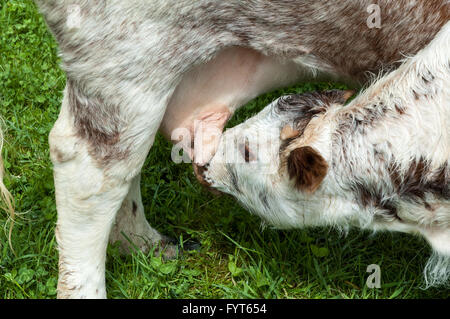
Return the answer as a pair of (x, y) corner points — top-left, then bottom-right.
(0, 0), (447, 299)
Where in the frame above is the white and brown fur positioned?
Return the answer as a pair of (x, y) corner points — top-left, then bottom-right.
(1, 1), (447, 298)
(203, 21), (450, 288)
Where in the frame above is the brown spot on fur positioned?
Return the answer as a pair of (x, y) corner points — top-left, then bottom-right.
(278, 90), (349, 154)
(54, 148), (65, 162)
(277, 90), (351, 117)
(341, 90), (356, 102)
(429, 163), (450, 199)
(337, 99), (393, 137)
(287, 146), (328, 193)
(193, 164), (210, 187)
(281, 124), (300, 140)
(424, 202), (435, 211)
(388, 159), (449, 204)
(279, 136), (298, 158)
(193, 164), (222, 195)
(66, 79), (130, 164)
(132, 201), (137, 216)
(50, 146), (73, 163)
(395, 104), (406, 115)
(351, 181), (400, 221)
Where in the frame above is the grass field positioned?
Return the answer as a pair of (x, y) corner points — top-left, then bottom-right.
(0, 0), (448, 299)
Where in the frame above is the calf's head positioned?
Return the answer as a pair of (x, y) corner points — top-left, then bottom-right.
(202, 90), (353, 228)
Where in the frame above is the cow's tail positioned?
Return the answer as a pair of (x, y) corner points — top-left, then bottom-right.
(0, 124), (15, 252)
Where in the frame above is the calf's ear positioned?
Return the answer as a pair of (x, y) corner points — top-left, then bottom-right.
(287, 146), (328, 193)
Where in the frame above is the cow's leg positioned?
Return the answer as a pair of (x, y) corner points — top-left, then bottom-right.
(109, 173), (178, 258)
(50, 79), (169, 299)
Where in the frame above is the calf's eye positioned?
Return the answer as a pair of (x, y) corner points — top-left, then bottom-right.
(238, 138), (255, 163)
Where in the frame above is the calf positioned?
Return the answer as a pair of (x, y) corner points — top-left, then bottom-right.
(203, 21), (450, 287)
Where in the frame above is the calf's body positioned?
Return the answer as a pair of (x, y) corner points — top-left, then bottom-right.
(204, 22), (450, 287)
